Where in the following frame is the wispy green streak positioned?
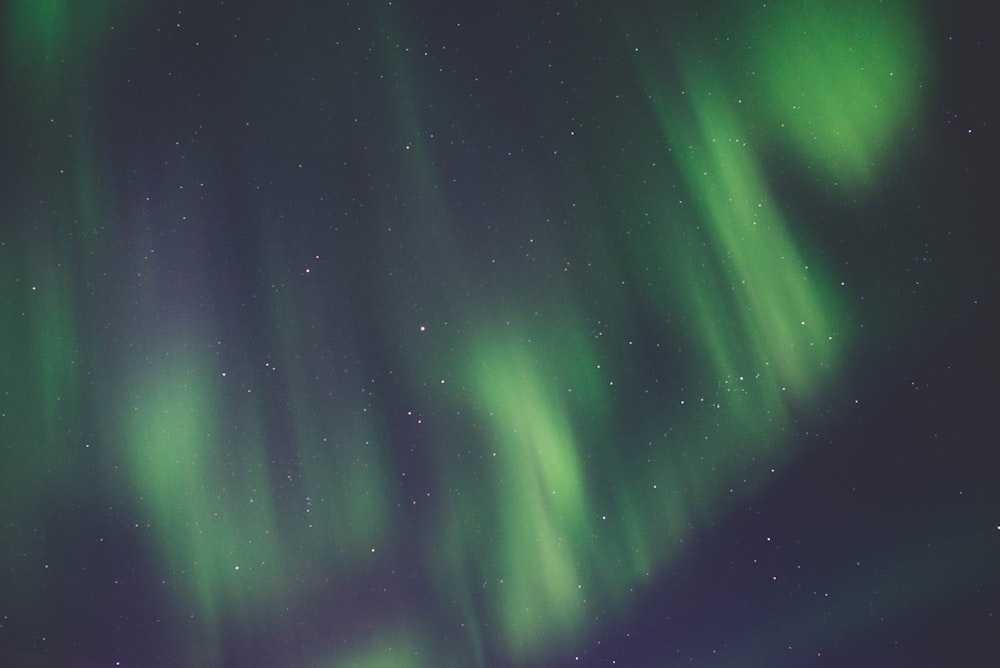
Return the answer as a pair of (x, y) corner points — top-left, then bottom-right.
(119, 343), (288, 658)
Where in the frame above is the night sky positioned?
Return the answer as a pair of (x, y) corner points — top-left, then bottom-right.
(1, 1), (996, 667)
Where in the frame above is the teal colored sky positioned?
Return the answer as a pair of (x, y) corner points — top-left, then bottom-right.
(1, 1), (995, 666)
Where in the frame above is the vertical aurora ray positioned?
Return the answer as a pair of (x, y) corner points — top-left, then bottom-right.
(0, 0), (133, 623)
(427, 325), (598, 660)
(116, 341), (289, 658)
(470, 334), (591, 654)
(1, 0), (127, 445)
(0, 236), (87, 612)
(650, 75), (846, 401)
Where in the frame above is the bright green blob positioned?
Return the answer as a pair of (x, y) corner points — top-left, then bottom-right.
(3, 0), (129, 92)
(748, 0), (929, 187)
(4, 0), (68, 61)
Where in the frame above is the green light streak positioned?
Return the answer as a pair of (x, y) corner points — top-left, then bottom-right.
(119, 344), (288, 650)
(641, 64), (846, 406)
(425, 318), (611, 661)
(0, 0), (126, 615)
(698, 97), (839, 393)
(0, 236), (87, 603)
(25, 250), (81, 439)
(472, 336), (590, 653)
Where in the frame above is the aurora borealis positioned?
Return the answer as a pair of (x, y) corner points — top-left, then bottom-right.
(1, 1), (996, 666)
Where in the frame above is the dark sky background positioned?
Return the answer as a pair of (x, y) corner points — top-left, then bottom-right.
(1, 1), (996, 666)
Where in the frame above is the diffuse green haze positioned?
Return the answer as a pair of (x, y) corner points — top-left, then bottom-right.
(744, 0), (930, 188)
(0, 240), (86, 606)
(421, 2), (929, 662)
(462, 330), (595, 656)
(3, 0), (130, 101)
(649, 75), (845, 401)
(420, 323), (591, 661)
(0, 0), (131, 622)
(3, 0), (71, 73)
(118, 345), (287, 658)
(0, 0), (933, 665)
(262, 283), (396, 572)
(112, 212), (399, 662)
(322, 630), (427, 668)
